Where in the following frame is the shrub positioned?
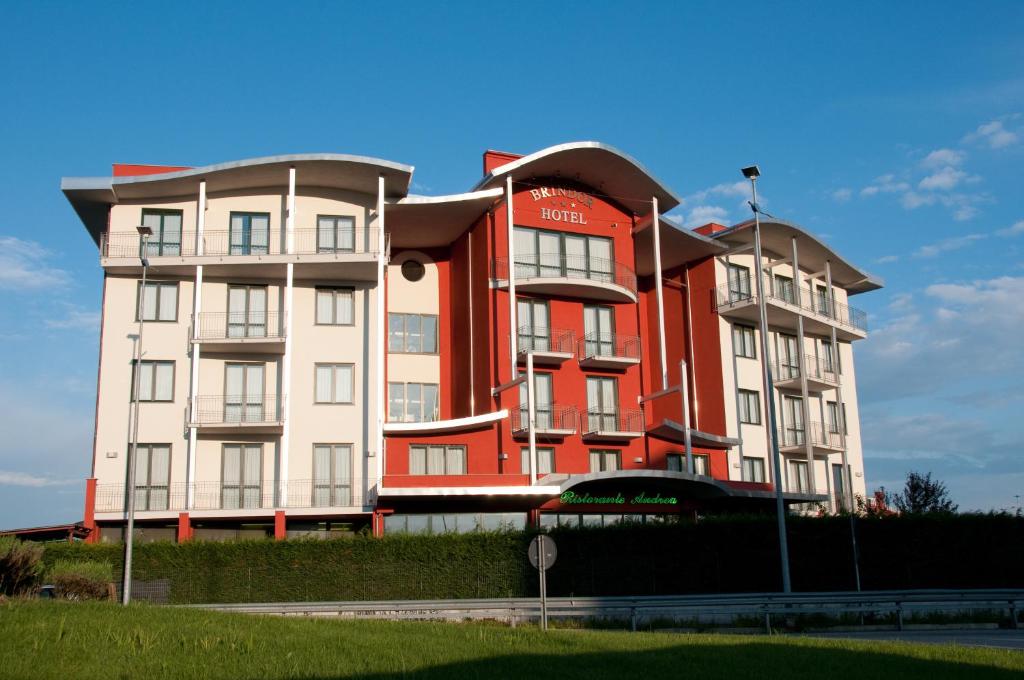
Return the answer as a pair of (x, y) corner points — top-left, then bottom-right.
(47, 560), (114, 601)
(0, 537), (44, 596)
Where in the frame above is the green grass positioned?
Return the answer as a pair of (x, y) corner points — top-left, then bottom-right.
(2, 601), (1022, 680)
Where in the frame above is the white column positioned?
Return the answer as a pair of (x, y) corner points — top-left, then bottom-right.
(652, 197), (668, 390)
(286, 167), (296, 254)
(526, 352), (537, 485)
(186, 180), (206, 509)
(791, 237), (817, 494)
(506, 176), (517, 378)
(375, 175), (387, 493)
(826, 260), (853, 511)
(279, 169), (296, 506)
(680, 360), (693, 474)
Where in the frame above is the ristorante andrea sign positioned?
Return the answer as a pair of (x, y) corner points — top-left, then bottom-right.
(559, 491), (678, 506)
(528, 186), (595, 224)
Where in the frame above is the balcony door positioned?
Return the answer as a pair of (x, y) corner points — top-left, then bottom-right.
(783, 395), (804, 446)
(141, 209), (182, 256)
(225, 363), (265, 423)
(728, 264), (751, 302)
(584, 305), (614, 357)
(519, 371), (553, 429)
(227, 285), (267, 338)
(313, 444), (352, 507)
(587, 376), (618, 432)
(517, 299), (550, 352)
(222, 444), (262, 509)
(777, 333), (799, 380)
(229, 212), (270, 255)
(317, 215), (355, 253)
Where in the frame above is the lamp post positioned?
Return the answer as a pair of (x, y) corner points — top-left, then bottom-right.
(122, 225), (152, 605)
(741, 165), (792, 593)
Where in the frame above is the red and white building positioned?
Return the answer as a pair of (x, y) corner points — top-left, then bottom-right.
(63, 142), (881, 541)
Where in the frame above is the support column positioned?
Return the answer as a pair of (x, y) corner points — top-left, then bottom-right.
(652, 198), (668, 390)
(506, 175), (517, 378)
(274, 510), (286, 540)
(83, 478), (98, 543)
(374, 175), (387, 493)
(791, 237), (817, 495)
(186, 180), (206, 509)
(177, 513), (192, 543)
(680, 360), (693, 474)
(826, 260), (853, 512)
(526, 352), (537, 485)
(280, 168), (296, 506)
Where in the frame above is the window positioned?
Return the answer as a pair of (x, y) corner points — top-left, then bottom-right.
(589, 450), (620, 472)
(388, 382), (439, 422)
(521, 447), (555, 475)
(132, 360), (174, 402)
(229, 212), (270, 255)
(790, 460), (810, 493)
(733, 325), (756, 359)
(738, 389), (761, 425)
(519, 371), (554, 429)
(513, 227), (614, 283)
(409, 444), (467, 475)
(783, 396), (805, 446)
(743, 456), (766, 483)
(313, 444), (352, 507)
(821, 339), (842, 374)
(667, 453), (709, 475)
(774, 275), (795, 304)
(816, 286), (834, 316)
(141, 209), (182, 256)
(777, 334), (799, 379)
(586, 376), (619, 432)
(227, 285), (267, 338)
(315, 364), (354, 404)
(222, 444), (262, 509)
(317, 215), (355, 253)
(388, 313), (438, 353)
(583, 305), (615, 357)
(832, 463), (849, 510)
(137, 281), (178, 322)
(727, 264), (751, 302)
(224, 363), (265, 422)
(517, 298), (550, 352)
(316, 288), (354, 325)
(385, 512), (526, 535)
(827, 401), (848, 434)
(133, 444), (170, 511)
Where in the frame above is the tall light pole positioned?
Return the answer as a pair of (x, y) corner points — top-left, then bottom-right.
(741, 165), (792, 593)
(122, 225), (152, 605)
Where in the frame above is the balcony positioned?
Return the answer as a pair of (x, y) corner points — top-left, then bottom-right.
(492, 255), (637, 303)
(188, 395), (285, 433)
(772, 354), (839, 392)
(582, 408), (644, 441)
(517, 327), (575, 365)
(93, 479), (366, 514)
(779, 421), (845, 455)
(191, 312), (285, 353)
(511, 404), (578, 438)
(715, 281), (868, 341)
(578, 332), (641, 370)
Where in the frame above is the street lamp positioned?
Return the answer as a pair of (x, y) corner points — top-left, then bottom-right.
(122, 225), (152, 605)
(741, 165), (792, 593)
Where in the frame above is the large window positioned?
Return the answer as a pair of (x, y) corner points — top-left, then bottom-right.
(667, 452), (709, 475)
(137, 281), (178, 322)
(738, 388), (761, 425)
(789, 460), (810, 493)
(586, 376), (618, 432)
(583, 305), (615, 357)
(409, 444), (466, 475)
(519, 371), (554, 429)
(589, 449), (621, 472)
(783, 396), (805, 446)
(315, 364), (354, 404)
(384, 512), (526, 535)
(821, 339), (842, 374)
(743, 456), (766, 483)
(513, 227), (613, 282)
(388, 313), (438, 353)
(227, 285), (267, 338)
(827, 400), (848, 435)
(222, 444), (262, 509)
(133, 444), (170, 511)
(317, 215), (355, 253)
(521, 447), (555, 475)
(313, 444), (352, 507)
(774, 274), (795, 304)
(777, 334), (799, 379)
(388, 382), (439, 422)
(733, 325), (756, 359)
(517, 298), (550, 351)
(316, 288), (354, 325)
(132, 360), (174, 402)
(727, 264), (751, 302)
(141, 209), (182, 256)
(229, 212), (270, 255)
(224, 363), (265, 422)
(816, 286), (834, 316)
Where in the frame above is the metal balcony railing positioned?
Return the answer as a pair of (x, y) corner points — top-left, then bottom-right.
(772, 353), (840, 386)
(780, 421), (845, 450)
(578, 332), (641, 362)
(100, 226), (378, 259)
(715, 280), (868, 333)
(511, 404), (579, 434)
(583, 408), (644, 436)
(190, 395), (285, 426)
(193, 312), (284, 341)
(492, 254), (637, 295)
(93, 479), (365, 513)
(517, 326), (575, 354)
(292, 227), (377, 255)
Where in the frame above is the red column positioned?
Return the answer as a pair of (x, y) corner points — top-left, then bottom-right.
(83, 478), (99, 543)
(274, 510), (286, 540)
(177, 513), (192, 542)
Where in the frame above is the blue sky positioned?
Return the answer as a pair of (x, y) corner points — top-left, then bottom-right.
(1, 2), (1022, 526)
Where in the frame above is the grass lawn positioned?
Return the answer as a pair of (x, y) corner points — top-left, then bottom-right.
(2, 601), (1022, 680)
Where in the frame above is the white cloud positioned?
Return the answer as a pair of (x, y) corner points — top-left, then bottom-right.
(920, 148), (965, 169)
(0, 471), (78, 488)
(684, 205), (729, 228)
(0, 236), (72, 290)
(997, 219), (1024, 237)
(964, 119), (1019, 149)
(918, 166), (967, 191)
(875, 255), (899, 264)
(861, 174), (910, 197)
(684, 181), (749, 204)
(830, 188), (852, 203)
(45, 306), (100, 331)
(912, 233), (986, 258)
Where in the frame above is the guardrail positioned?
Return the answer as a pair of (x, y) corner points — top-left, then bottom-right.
(517, 326), (575, 354)
(189, 589), (1024, 632)
(95, 479), (367, 513)
(578, 332), (641, 362)
(715, 281), (868, 333)
(492, 255), (637, 295)
(193, 311), (284, 341)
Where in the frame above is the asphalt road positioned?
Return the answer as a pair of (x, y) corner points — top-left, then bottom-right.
(798, 629), (1024, 651)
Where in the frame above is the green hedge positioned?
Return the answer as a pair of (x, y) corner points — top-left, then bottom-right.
(41, 514), (1024, 603)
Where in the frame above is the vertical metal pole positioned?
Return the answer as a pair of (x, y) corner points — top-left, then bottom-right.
(791, 237), (816, 495)
(539, 538), (548, 630)
(280, 168), (296, 506)
(749, 178), (792, 593)
(825, 260), (853, 512)
(680, 360), (693, 474)
(652, 197), (668, 390)
(122, 233), (149, 605)
(187, 180), (206, 509)
(374, 175), (387, 493)
(506, 176), (517, 376)
(526, 352), (537, 485)
(849, 513), (862, 591)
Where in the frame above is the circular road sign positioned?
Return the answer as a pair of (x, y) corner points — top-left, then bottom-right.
(528, 535), (557, 570)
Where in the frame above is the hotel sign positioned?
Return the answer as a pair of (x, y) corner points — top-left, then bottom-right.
(559, 491), (678, 507)
(528, 186), (595, 225)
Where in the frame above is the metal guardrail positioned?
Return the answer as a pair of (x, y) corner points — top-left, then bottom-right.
(584, 408), (644, 436)
(193, 311), (284, 341)
(492, 255), (638, 295)
(715, 281), (868, 333)
(511, 404), (579, 434)
(578, 332), (641, 362)
(100, 226), (377, 259)
(780, 421), (845, 450)
(517, 326), (575, 354)
(189, 589), (1024, 632)
(95, 480), (367, 513)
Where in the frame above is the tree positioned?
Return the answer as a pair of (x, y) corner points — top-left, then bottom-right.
(892, 471), (958, 514)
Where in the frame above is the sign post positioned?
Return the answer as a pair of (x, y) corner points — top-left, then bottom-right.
(528, 534), (557, 630)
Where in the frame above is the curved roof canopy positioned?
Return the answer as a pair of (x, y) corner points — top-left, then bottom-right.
(386, 188), (503, 248)
(633, 216), (727, 276)
(472, 141), (681, 216)
(716, 218), (884, 294)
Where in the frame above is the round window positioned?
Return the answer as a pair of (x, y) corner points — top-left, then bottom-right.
(401, 259), (426, 282)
